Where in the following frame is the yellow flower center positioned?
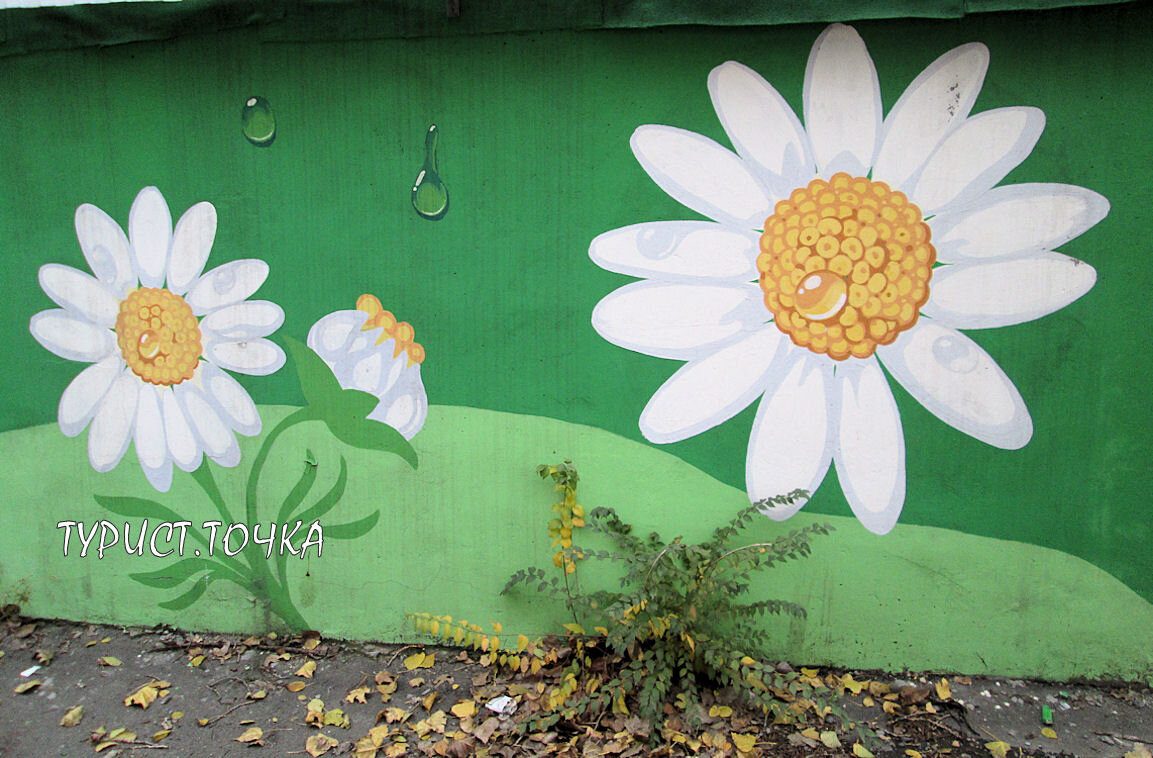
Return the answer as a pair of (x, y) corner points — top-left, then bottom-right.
(115, 287), (202, 385)
(757, 172), (936, 360)
(356, 294), (426, 366)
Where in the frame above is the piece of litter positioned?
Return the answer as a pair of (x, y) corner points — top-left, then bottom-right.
(485, 695), (517, 715)
(19, 666), (40, 678)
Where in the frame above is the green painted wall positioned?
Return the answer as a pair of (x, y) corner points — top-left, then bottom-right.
(1, 0), (1151, 679)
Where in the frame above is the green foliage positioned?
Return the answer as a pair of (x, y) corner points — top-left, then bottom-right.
(504, 462), (835, 728)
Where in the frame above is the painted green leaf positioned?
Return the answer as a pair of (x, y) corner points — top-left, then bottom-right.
(277, 450), (319, 523)
(326, 413), (417, 468)
(130, 558), (216, 589)
(95, 494), (184, 523)
(293, 456), (348, 525)
(284, 336), (418, 468)
(159, 577), (211, 611)
(322, 510), (380, 540)
(284, 336), (374, 419)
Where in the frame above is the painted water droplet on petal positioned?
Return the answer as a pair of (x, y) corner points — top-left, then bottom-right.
(638, 226), (676, 259)
(213, 266), (237, 294)
(412, 124), (449, 221)
(932, 334), (979, 373)
(241, 96), (276, 147)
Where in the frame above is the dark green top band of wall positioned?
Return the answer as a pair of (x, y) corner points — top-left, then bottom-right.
(0, 0), (1134, 56)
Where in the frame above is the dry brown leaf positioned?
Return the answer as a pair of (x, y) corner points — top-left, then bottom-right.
(13, 623), (36, 638)
(35, 649), (54, 665)
(473, 717), (500, 744)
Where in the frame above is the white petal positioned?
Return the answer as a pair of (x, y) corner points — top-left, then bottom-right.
(134, 384), (172, 491)
(167, 201), (217, 295)
(38, 264), (119, 328)
(873, 43), (989, 192)
(58, 354), (122, 437)
(307, 310), (369, 361)
(803, 24), (881, 177)
(708, 60), (814, 191)
(210, 439), (242, 468)
(931, 184), (1110, 263)
(88, 369), (139, 472)
(185, 259), (270, 314)
(833, 359), (905, 535)
(590, 222), (759, 282)
(75, 203), (134, 297)
(631, 125), (773, 229)
(200, 301), (285, 341)
(592, 281), (766, 360)
(640, 327), (787, 443)
(368, 365), (428, 440)
(206, 339), (286, 376)
(162, 388), (202, 472)
(746, 350), (836, 516)
(922, 253), (1096, 329)
(877, 321), (1031, 449)
(201, 363), (262, 436)
(128, 186), (172, 289)
(30, 309), (116, 362)
(176, 380), (236, 459)
(911, 107), (1045, 214)
(141, 456), (174, 492)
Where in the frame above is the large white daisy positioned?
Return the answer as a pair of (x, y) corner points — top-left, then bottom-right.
(589, 24), (1107, 534)
(30, 186), (286, 492)
(307, 294), (428, 440)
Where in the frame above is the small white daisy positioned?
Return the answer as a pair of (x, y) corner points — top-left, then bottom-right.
(30, 186), (286, 491)
(307, 294), (428, 440)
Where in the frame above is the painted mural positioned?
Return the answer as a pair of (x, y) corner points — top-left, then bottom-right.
(589, 24), (1105, 535)
(30, 187), (424, 627)
(2, 1), (1152, 682)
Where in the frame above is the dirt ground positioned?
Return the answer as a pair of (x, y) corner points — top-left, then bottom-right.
(1, 617), (1150, 758)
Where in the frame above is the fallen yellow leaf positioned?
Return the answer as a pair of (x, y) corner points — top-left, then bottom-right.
(14, 680), (41, 694)
(1041, 727), (1058, 739)
(853, 744), (876, 758)
(450, 700), (476, 718)
(731, 732), (757, 753)
(98, 656), (121, 667)
(236, 726), (263, 743)
(935, 678), (952, 700)
(306, 733), (339, 756)
(403, 652), (435, 670)
(296, 660), (317, 678)
(59, 705), (83, 727)
(287, 681), (308, 692)
(986, 740), (1011, 758)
